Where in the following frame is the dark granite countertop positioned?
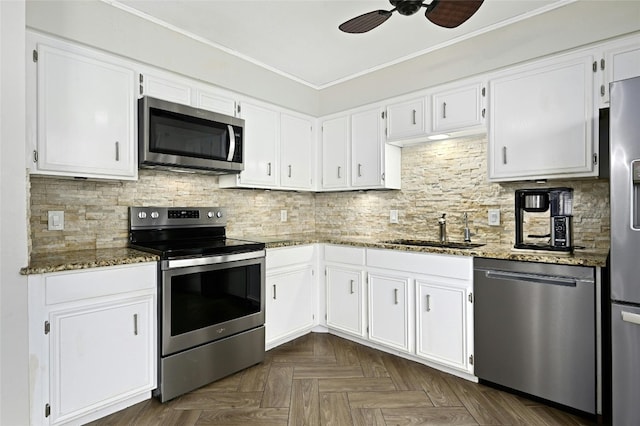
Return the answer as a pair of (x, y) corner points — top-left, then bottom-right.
(20, 235), (608, 275)
(20, 247), (159, 275)
(244, 233), (608, 268)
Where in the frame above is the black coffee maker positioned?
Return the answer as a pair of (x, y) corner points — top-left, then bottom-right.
(514, 188), (574, 252)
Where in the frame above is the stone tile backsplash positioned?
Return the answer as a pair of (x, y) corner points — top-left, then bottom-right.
(29, 135), (610, 255)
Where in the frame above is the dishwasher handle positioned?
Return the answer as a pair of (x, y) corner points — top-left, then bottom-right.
(483, 270), (586, 287)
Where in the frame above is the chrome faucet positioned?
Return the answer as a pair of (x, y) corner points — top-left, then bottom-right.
(463, 212), (472, 242)
(438, 214), (447, 243)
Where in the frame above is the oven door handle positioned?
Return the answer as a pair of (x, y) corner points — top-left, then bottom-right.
(165, 250), (265, 269)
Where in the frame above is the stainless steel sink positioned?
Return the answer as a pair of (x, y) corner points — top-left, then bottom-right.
(383, 239), (485, 250)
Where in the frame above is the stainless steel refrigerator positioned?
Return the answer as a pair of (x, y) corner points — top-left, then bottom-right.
(610, 75), (640, 426)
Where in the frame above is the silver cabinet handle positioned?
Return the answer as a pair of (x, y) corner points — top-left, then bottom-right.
(133, 313), (138, 336)
(288, 164), (292, 178)
(426, 295), (431, 312)
(337, 166), (341, 179)
(394, 289), (398, 305)
(115, 141), (120, 162)
(412, 109), (417, 125)
(267, 162), (272, 176)
(502, 146), (507, 165)
(273, 284), (277, 300)
(358, 163), (362, 177)
(443, 102), (447, 119)
(350, 280), (354, 294)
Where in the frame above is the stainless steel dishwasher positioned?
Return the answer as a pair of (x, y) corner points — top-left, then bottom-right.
(474, 258), (596, 414)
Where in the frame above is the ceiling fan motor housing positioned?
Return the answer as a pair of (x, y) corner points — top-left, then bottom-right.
(390, 0), (426, 16)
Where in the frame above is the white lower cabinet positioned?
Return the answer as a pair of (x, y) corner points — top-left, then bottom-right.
(265, 245), (317, 348)
(416, 279), (471, 373)
(368, 272), (411, 353)
(28, 263), (157, 426)
(326, 266), (364, 337)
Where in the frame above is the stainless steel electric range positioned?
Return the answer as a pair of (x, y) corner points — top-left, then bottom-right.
(129, 206), (266, 402)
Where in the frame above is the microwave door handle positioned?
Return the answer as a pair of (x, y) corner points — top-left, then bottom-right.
(226, 125), (236, 162)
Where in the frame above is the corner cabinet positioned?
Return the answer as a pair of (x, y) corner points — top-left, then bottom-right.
(26, 32), (137, 180)
(488, 52), (598, 181)
(28, 263), (157, 426)
(385, 97), (427, 141)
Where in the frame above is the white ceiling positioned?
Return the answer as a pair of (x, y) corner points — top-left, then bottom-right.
(109, 0), (573, 89)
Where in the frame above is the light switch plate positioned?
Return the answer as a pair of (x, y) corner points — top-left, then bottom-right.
(48, 210), (64, 231)
(280, 210), (287, 222)
(389, 210), (399, 224)
(488, 209), (500, 226)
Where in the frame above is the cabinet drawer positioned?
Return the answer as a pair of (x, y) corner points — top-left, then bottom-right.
(367, 249), (472, 280)
(324, 245), (365, 265)
(45, 263), (157, 305)
(267, 245), (315, 269)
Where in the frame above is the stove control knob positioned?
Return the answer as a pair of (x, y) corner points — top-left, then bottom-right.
(216, 211), (223, 218)
(150, 211), (159, 219)
(137, 211), (147, 219)
(207, 211), (214, 218)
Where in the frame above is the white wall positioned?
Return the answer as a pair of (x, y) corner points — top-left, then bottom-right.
(0, 0), (30, 424)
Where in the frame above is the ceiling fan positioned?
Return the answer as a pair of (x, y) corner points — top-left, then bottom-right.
(339, 0), (484, 34)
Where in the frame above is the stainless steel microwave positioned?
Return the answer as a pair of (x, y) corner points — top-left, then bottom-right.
(138, 96), (244, 174)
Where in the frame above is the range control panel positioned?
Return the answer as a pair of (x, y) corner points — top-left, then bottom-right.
(129, 207), (226, 229)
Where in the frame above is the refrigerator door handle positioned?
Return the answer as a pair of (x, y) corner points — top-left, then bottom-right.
(622, 310), (640, 326)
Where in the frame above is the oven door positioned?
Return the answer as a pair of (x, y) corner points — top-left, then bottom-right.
(160, 251), (265, 356)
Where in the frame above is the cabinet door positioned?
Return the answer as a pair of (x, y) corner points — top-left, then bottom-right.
(386, 97), (426, 141)
(352, 107), (383, 188)
(49, 296), (154, 424)
(139, 72), (191, 105)
(489, 54), (596, 181)
(321, 116), (349, 189)
(195, 88), (237, 117)
(280, 113), (313, 190)
(238, 102), (279, 186)
(601, 41), (640, 104)
(416, 281), (468, 370)
(368, 273), (410, 352)
(35, 44), (136, 179)
(326, 266), (363, 336)
(266, 267), (314, 344)
(432, 83), (483, 132)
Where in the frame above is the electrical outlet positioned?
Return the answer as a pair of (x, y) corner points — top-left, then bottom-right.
(48, 210), (64, 231)
(488, 209), (500, 226)
(389, 209), (399, 224)
(280, 210), (287, 222)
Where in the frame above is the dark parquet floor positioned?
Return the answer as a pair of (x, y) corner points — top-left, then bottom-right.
(88, 332), (597, 425)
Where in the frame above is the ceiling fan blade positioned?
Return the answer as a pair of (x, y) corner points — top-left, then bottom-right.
(425, 0), (484, 28)
(339, 10), (393, 33)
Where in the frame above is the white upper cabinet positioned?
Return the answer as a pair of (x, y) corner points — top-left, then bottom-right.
(432, 82), (485, 133)
(219, 102), (316, 191)
(385, 97), (427, 141)
(138, 71), (192, 105)
(488, 52), (597, 181)
(280, 113), (314, 190)
(321, 116), (350, 190)
(598, 35), (640, 105)
(27, 32), (137, 180)
(233, 100), (279, 187)
(138, 68), (237, 116)
(351, 106), (401, 189)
